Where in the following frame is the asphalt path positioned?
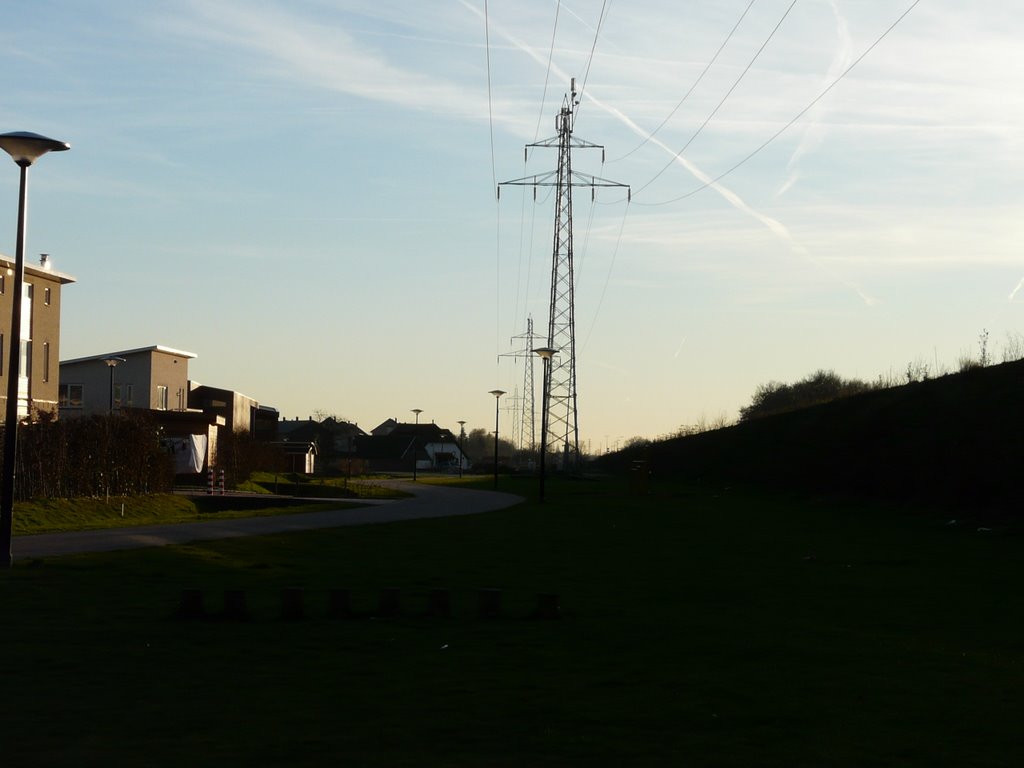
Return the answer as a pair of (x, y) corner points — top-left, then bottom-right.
(13, 482), (524, 561)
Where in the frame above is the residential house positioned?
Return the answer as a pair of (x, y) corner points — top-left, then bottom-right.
(277, 416), (367, 474)
(0, 253), (75, 421)
(356, 420), (467, 473)
(58, 345), (224, 471)
(59, 345), (196, 417)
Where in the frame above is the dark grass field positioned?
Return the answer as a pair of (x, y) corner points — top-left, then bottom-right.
(1, 475), (1021, 766)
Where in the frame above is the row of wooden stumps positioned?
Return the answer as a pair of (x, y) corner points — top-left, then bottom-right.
(176, 587), (561, 621)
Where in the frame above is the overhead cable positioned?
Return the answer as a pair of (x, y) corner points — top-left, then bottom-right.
(631, 0), (799, 199)
(612, 0), (759, 162)
(632, 0), (924, 207)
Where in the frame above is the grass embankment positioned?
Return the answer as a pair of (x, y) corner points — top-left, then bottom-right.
(13, 474), (409, 535)
(602, 357), (1024, 515)
(1, 475), (1020, 766)
(239, 471), (410, 500)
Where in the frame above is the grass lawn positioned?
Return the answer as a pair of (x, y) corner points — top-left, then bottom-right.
(0, 476), (1020, 766)
(12, 476), (410, 535)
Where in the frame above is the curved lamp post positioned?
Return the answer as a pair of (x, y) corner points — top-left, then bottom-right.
(0, 131), (70, 569)
(488, 390), (505, 490)
(105, 357), (126, 414)
(533, 347), (557, 503)
(410, 408), (423, 481)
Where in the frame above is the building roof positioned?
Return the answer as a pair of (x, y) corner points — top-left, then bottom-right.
(60, 345), (198, 366)
(0, 253), (76, 285)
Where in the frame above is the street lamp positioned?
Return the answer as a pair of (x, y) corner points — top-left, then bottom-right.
(457, 420), (466, 479)
(0, 131), (69, 569)
(533, 347), (557, 503)
(410, 408), (422, 481)
(488, 390), (506, 490)
(104, 357), (126, 414)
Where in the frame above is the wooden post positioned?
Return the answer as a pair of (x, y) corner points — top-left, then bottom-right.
(427, 588), (452, 618)
(281, 587), (305, 620)
(479, 588), (502, 619)
(223, 589), (248, 620)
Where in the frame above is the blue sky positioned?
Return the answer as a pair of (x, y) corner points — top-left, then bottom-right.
(2, 0), (1022, 450)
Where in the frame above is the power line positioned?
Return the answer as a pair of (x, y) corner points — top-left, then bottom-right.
(581, 199), (626, 354)
(630, 0), (798, 199)
(631, 0), (924, 207)
(573, 0), (612, 124)
(483, 0), (497, 192)
(533, 1), (562, 146)
(611, 0), (759, 163)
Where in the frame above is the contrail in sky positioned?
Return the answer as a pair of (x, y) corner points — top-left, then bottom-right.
(1009, 276), (1024, 301)
(465, 0), (876, 307)
(778, 0), (853, 198)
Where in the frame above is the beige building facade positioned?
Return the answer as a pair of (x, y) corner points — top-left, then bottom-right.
(0, 254), (75, 421)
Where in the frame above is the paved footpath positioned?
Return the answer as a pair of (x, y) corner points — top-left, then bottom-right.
(13, 482), (524, 561)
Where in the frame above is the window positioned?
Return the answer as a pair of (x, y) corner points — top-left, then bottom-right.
(113, 383), (122, 409)
(42, 342), (49, 383)
(0, 273), (5, 294)
(44, 287), (51, 306)
(125, 384), (134, 408)
(59, 383), (84, 408)
(20, 340), (30, 380)
(157, 385), (168, 411)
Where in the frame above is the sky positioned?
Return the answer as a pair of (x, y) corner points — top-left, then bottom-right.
(2, 0), (1023, 452)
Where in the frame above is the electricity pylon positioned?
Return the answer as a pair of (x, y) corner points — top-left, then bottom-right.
(503, 316), (537, 455)
(499, 79), (629, 470)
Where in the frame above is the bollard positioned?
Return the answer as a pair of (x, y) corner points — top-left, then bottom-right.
(281, 587), (305, 621)
(177, 588), (205, 620)
(478, 588), (502, 619)
(329, 588), (354, 619)
(427, 588), (452, 618)
(533, 592), (561, 620)
(218, 468), (226, 496)
(222, 589), (249, 621)
(378, 587), (401, 617)
(206, 467), (214, 495)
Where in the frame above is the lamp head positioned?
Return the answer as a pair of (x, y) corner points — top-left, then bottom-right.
(0, 132), (70, 167)
(489, 389), (506, 399)
(532, 347), (558, 360)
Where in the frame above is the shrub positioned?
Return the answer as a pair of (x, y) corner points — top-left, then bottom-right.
(739, 369), (871, 422)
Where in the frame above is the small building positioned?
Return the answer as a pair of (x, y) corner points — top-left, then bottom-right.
(59, 345), (196, 418)
(188, 383), (261, 434)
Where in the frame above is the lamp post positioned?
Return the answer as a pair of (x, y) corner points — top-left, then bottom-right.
(533, 347), (557, 503)
(104, 357), (126, 414)
(0, 131), (69, 569)
(488, 390), (505, 490)
(457, 420), (466, 479)
(410, 408), (422, 481)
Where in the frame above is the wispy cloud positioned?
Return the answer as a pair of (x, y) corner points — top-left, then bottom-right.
(166, 1), (486, 121)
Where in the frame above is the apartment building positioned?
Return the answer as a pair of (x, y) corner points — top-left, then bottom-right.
(0, 253), (75, 421)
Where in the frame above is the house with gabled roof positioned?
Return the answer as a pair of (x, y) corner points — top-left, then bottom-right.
(356, 420), (467, 473)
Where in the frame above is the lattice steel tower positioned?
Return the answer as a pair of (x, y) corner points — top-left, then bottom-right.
(499, 79), (628, 469)
(505, 316), (537, 454)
